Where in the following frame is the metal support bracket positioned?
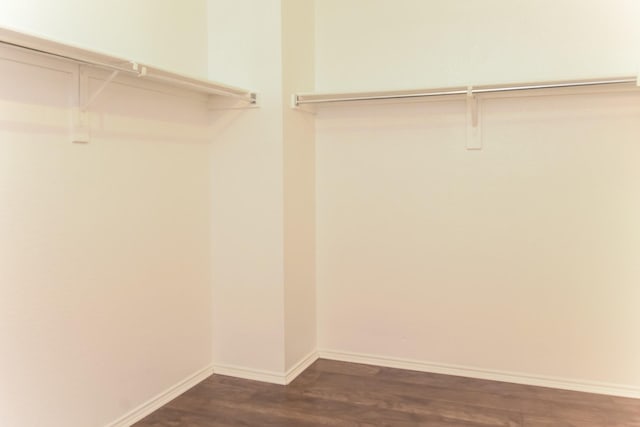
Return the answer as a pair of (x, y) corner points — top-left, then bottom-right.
(290, 94), (317, 115)
(131, 61), (148, 77)
(208, 92), (259, 110)
(71, 66), (90, 143)
(71, 66), (120, 143)
(466, 86), (482, 150)
(83, 70), (119, 111)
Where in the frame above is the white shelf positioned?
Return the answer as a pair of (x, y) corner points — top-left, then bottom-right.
(0, 26), (256, 104)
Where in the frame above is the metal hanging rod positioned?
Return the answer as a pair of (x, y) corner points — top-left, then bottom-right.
(1, 40), (138, 75)
(0, 26), (257, 103)
(294, 76), (639, 106)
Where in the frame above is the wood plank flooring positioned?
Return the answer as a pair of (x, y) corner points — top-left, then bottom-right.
(134, 359), (640, 426)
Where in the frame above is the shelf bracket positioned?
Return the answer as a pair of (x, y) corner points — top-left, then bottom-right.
(82, 69), (119, 111)
(71, 66), (90, 143)
(208, 92), (259, 110)
(71, 67), (120, 143)
(466, 86), (482, 150)
(131, 61), (148, 77)
(290, 94), (316, 115)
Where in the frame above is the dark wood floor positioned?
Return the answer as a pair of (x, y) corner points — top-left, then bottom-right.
(135, 359), (640, 426)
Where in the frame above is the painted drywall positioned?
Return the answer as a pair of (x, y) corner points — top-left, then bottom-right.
(315, 0), (640, 91)
(207, 1), (253, 88)
(315, 1), (640, 392)
(0, 0), (208, 78)
(208, 0), (287, 375)
(208, 0), (317, 378)
(282, 0), (317, 371)
(0, 48), (212, 427)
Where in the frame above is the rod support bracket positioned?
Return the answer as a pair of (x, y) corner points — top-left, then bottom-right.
(290, 94), (316, 115)
(467, 87), (479, 127)
(130, 61), (147, 77)
(70, 66), (90, 143)
(82, 69), (119, 111)
(207, 92), (260, 110)
(71, 107), (90, 144)
(466, 86), (482, 150)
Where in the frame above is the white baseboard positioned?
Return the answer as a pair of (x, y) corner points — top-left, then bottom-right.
(318, 349), (640, 399)
(213, 351), (320, 386)
(105, 349), (637, 427)
(285, 351), (319, 384)
(213, 363), (288, 385)
(105, 364), (214, 427)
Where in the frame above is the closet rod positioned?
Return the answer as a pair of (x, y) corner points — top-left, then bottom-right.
(294, 77), (638, 105)
(1, 40), (138, 74)
(0, 29), (257, 103)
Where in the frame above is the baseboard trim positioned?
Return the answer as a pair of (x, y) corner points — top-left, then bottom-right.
(105, 364), (214, 427)
(213, 351), (319, 386)
(213, 363), (287, 385)
(285, 351), (319, 384)
(318, 349), (640, 399)
(103, 350), (637, 426)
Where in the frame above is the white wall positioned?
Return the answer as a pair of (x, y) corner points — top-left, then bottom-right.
(315, 0), (640, 91)
(0, 0), (208, 77)
(0, 48), (212, 427)
(208, 0), (287, 375)
(208, 0), (317, 378)
(315, 0), (640, 395)
(282, 0), (316, 371)
(207, 1), (254, 88)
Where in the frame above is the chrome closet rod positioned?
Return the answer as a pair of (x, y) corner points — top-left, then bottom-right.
(295, 77), (638, 105)
(473, 78), (637, 94)
(0, 39), (256, 102)
(0, 40), (138, 74)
